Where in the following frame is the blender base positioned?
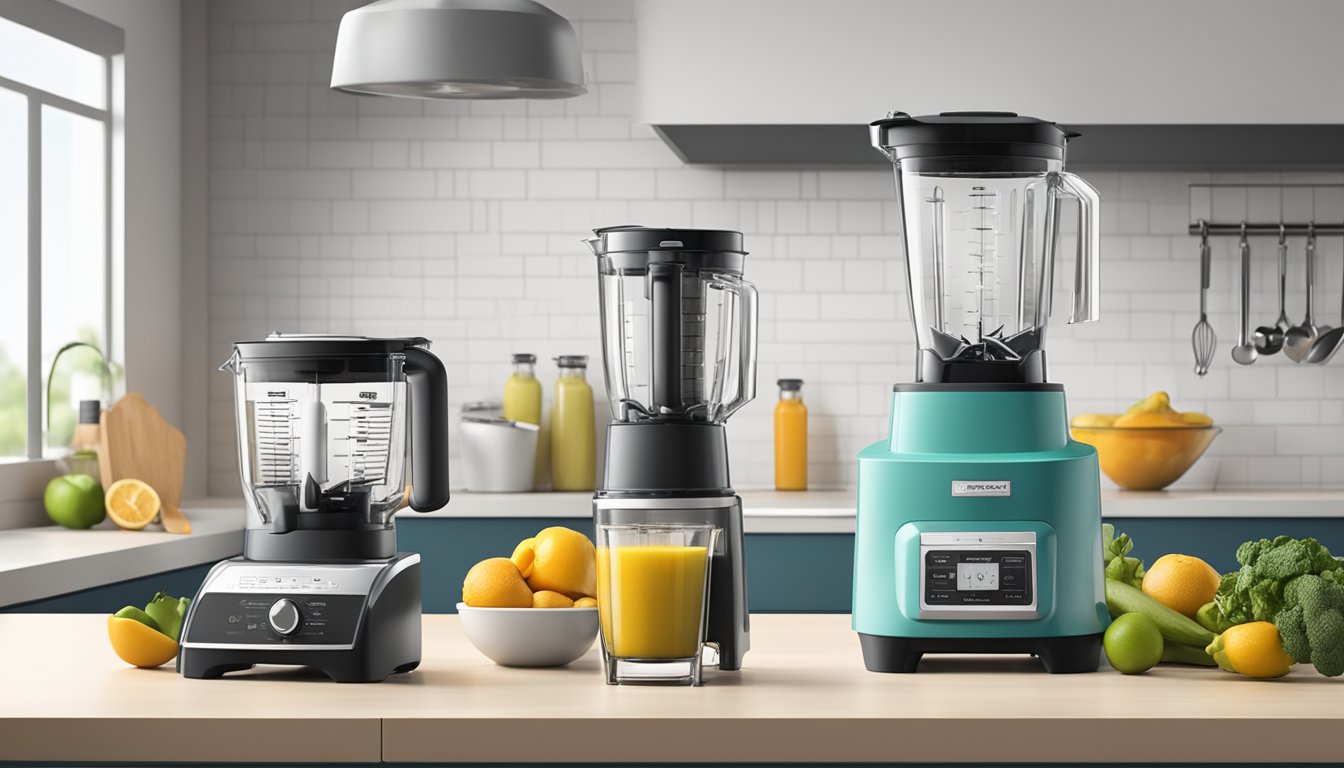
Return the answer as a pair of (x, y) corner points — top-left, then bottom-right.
(178, 554), (422, 683)
(858, 632), (1102, 674)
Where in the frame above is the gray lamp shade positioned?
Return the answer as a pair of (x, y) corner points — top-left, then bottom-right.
(331, 0), (586, 99)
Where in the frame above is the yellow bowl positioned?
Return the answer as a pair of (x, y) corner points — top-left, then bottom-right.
(1070, 425), (1221, 491)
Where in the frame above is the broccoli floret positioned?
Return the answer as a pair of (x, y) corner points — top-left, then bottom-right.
(1276, 574), (1344, 678)
(1215, 538), (1344, 627)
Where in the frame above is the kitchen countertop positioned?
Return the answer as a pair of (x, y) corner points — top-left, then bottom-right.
(0, 613), (1339, 765)
(0, 499), (244, 608)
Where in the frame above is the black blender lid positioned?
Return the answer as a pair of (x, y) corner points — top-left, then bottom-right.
(870, 111), (1078, 161)
(588, 225), (747, 274)
(233, 333), (431, 359)
(589, 226), (745, 256)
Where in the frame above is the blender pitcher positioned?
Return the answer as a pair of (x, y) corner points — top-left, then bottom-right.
(872, 111), (1100, 383)
(220, 334), (450, 561)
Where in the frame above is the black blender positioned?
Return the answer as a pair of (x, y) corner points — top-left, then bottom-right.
(583, 226), (758, 671)
(179, 335), (449, 682)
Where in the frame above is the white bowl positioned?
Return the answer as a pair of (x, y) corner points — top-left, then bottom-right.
(456, 603), (598, 667)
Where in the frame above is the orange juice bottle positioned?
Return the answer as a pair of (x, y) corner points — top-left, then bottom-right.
(774, 378), (807, 490)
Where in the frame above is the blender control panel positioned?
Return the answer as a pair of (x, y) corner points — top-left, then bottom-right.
(918, 532), (1038, 620)
(183, 592), (365, 646)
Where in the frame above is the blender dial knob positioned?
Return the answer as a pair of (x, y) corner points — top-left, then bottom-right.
(268, 598), (302, 636)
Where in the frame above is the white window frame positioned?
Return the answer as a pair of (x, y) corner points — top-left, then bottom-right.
(0, 1), (123, 521)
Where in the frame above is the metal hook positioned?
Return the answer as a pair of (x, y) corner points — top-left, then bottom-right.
(1279, 222), (1287, 247)
(1198, 219), (1209, 248)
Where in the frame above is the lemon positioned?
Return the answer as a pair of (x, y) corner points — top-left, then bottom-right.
(573, 597), (597, 608)
(511, 537), (537, 579)
(525, 527), (596, 599)
(1070, 413), (1119, 429)
(532, 590), (574, 608)
(107, 616), (178, 668)
(1126, 391), (1173, 415)
(462, 557), (533, 608)
(105, 479), (161, 530)
(1207, 622), (1295, 678)
(1142, 554), (1221, 618)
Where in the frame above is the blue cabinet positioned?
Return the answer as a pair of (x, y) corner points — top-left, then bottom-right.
(8, 517), (1344, 614)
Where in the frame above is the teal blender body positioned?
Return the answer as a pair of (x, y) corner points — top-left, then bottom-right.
(854, 112), (1108, 673)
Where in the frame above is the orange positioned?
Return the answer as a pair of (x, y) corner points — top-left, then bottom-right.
(462, 558), (533, 608)
(511, 537), (537, 579)
(107, 616), (178, 668)
(573, 597), (597, 608)
(105, 479), (161, 530)
(531, 590), (574, 608)
(1143, 554), (1221, 618)
(525, 527), (596, 599)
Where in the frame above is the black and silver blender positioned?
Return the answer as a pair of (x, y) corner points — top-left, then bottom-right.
(584, 226), (758, 672)
(179, 334), (449, 682)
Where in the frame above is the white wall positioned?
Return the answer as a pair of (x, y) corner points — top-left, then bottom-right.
(203, 0), (1344, 494)
(59, 0), (202, 491)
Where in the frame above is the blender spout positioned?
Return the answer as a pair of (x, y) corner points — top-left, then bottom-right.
(582, 235), (601, 256)
(218, 348), (241, 374)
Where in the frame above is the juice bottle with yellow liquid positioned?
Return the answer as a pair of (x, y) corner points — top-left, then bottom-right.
(596, 523), (719, 686)
(774, 378), (807, 490)
(502, 353), (542, 425)
(550, 356), (595, 491)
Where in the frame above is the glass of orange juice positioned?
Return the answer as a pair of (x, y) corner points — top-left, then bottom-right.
(595, 523), (720, 686)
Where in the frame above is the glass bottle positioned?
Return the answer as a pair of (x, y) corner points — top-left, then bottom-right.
(502, 353), (542, 426)
(551, 356), (595, 491)
(774, 378), (807, 491)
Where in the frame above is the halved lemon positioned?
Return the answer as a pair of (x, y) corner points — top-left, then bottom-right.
(105, 479), (161, 530)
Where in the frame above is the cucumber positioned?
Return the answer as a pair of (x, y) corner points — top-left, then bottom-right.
(1160, 642), (1216, 666)
(1104, 578), (1216, 647)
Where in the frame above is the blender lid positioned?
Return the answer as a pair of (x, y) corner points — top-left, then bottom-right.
(870, 111), (1079, 161)
(586, 225), (747, 274)
(232, 333), (432, 359)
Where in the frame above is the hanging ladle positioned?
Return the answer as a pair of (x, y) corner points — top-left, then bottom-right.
(1253, 224), (1290, 356)
(1283, 223), (1319, 363)
(1306, 244), (1344, 364)
(1231, 223), (1259, 365)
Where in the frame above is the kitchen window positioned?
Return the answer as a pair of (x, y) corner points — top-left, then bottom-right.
(0, 2), (122, 464)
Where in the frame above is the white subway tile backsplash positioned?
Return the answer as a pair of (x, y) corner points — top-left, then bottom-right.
(204, 0), (1344, 494)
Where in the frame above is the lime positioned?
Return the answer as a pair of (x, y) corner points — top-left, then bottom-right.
(44, 473), (105, 529)
(1104, 612), (1164, 674)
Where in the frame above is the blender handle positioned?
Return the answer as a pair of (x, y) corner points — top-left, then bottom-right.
(402, 347), (450, 512)
(1055, 171), (1100, 324)
(716, 278), (759, 421)
(647, 263), (683, 413)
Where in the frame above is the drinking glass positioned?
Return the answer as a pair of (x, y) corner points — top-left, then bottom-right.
(596, 523), (719, 686)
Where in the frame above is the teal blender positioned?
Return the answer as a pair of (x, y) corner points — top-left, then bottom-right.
(854, 112), (1107, 673)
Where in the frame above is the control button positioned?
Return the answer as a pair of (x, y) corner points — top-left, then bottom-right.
(268, 598), (302, 636)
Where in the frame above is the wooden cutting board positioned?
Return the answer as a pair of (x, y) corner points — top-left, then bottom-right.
(99, 393), (191, 534)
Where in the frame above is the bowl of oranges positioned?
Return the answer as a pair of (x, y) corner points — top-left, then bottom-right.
(457, 526), (598, 667)
(1071, 391), (1220, 491)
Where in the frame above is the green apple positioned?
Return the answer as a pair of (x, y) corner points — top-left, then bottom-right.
(44, 473), (105, 529)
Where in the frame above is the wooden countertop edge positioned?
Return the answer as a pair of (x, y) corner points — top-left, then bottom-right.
(381, 717), (1341, 763)
(0, 717), (381, 763)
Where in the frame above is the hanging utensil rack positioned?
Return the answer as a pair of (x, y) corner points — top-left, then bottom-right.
(1187, 183), (1344, 236)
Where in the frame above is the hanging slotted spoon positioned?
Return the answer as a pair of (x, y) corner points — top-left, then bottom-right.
(1283, 224), (1320, 363)
(1191, 221), (1216, 375)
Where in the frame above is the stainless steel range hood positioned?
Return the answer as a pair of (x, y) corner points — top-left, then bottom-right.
(638, 0), (1344, 169)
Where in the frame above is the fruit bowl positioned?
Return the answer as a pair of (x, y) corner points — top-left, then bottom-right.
(1071, 425), (1221, 491)
(456, 603), (598, 667)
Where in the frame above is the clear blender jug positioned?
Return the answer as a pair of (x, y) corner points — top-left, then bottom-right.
(220, 334), (450, 561)
(584, 226), (758, 424)
(871, 111), (1100, 383)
